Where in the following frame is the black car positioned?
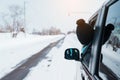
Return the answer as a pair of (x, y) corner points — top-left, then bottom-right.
(65, 0), (120, 80)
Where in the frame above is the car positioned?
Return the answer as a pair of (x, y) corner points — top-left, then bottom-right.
(64, 0), (120, 80)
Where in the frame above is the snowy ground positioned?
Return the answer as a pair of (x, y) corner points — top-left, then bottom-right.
(1, 32), (120, 80)
(0, 32), (64, 79)
(24, 33), (82, 80)
(0, 32), (83, 80)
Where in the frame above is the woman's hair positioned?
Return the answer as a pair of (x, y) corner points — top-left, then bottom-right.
(76, 19), (94, 45)
(76, 19), (85, 25)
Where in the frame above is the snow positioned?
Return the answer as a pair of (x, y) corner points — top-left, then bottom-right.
(24, 33), (82, 80)
(0, 33), (83, 80)
(0, 32), (65, 79)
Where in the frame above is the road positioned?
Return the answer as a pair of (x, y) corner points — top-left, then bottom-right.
(0, 38), (64, 80)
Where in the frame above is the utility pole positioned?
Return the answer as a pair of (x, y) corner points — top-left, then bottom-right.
(24, 1), (26, 29)
(23, 1), (26, 36)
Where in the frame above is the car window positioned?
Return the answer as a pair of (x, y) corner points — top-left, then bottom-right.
(99, 1), (120, 79)
(82, 15), (98, 68)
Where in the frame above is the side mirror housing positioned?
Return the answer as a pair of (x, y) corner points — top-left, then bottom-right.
(64, 48), (80, 61)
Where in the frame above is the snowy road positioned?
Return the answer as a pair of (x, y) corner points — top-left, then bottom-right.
(0, 38), (64, 80)
(0, 33), (83, 80)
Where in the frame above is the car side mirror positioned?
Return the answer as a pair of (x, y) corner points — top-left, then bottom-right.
(64, 48), (80, 61)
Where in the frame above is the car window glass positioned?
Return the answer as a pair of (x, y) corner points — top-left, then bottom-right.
(99, 1), (120, 79)
(89, 14), (98, 29)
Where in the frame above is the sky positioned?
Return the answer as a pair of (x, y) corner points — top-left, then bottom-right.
(0, 0), (106, 33)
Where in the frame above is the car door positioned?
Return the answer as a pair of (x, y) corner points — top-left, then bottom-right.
(99, 0), (120, 80)
(80, 0), (119, 80)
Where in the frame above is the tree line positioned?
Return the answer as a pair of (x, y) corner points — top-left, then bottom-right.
(0, 4), (62, 37)
(0, 5), (24, 33)
(32, 27), (62, 35)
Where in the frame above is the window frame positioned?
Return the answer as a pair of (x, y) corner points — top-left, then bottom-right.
(99, 0), (120, 79)
(80, 0), (118, 80)
(89, 0), (118, 79)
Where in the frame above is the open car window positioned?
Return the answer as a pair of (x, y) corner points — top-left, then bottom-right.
(81, 14), (98, 68)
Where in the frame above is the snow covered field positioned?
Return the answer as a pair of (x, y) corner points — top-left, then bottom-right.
(0, 32), (83, 80)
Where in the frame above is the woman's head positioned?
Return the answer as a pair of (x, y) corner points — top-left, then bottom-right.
(76, 19), (94, 45)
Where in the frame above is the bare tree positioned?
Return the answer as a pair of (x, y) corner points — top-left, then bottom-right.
(9, 5), (24, 37)
(49, 27), (61, 35)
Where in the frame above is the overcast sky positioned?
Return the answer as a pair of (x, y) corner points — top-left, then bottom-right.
(0, 0), (106, 33)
